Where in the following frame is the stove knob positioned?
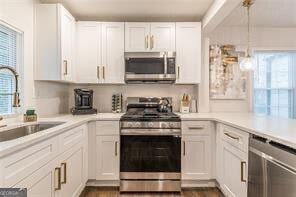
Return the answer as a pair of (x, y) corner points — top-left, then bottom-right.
(161, 123), (168, 128)
(148, 122), (154, 127)
(127, 122), (133, 127)
(135, 122), (141, 127)
(169, 123), (176, 128)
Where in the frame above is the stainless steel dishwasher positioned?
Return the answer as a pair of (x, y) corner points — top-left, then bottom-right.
(248, 134), (296, 197)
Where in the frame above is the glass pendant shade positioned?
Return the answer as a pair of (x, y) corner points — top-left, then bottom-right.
(239, 55), (256, 71)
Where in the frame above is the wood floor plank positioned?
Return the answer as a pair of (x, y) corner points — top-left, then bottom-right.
(81, 187), (224, 197)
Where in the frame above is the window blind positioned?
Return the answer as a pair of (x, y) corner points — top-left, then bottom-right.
(0, 24), (18, 115)
(254, 51), (296, 118)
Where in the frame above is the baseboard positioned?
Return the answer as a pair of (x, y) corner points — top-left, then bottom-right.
(86, 179), (120, 187)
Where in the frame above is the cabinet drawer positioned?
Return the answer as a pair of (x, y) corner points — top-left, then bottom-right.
(96, 121), (119, 135)
(221, 124), (249, 153)
(1, 136), (59, 187)
(182, 121), (212, 135)
(59, 124), (86, 153)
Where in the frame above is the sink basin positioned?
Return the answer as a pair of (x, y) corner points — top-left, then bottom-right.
(0, 122), (65, 142)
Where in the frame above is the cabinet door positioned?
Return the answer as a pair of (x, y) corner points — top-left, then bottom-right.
(176, 22), (201, 84)
(13, 160), (58, 197)
(60, 5), (75, 82)
(182, 136), (211, 180)
(101, 22), (125, 84)
(150, 23), (175, 52)
(96, 135), (119, 180)
(76, 22), (101, 83)
(221, 141), (248, 197)
(125, 23), (150, 52)
(59, 146), (84, 197)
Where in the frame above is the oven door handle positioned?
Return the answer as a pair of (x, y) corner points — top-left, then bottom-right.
(121, 129), (181, 136)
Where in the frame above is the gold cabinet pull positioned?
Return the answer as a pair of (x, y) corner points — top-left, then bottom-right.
(177, 66), (180, 79)
(61, 162), (67, 184)
(54, 167), (61, 191)
(188, 126), (205, 130)
(115, 141), (118, 156)
(97, 66), (100, 79)
(150, 35), (154, 49)
(224, 131), (240, 141)
(145, 35), (149, 49)
(102, 66), (105, 79)
(63, 60), (68, 75)
(241, 161), (247, 182)
(183, 141), (186, 156)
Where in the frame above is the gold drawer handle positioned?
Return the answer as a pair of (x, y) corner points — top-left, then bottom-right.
(61, 162), (67, 184)
(241, 161), (247, 182)
(54, 167), (61, 190)
(224, 132), (240, 141)
(188, 126), (205, 130)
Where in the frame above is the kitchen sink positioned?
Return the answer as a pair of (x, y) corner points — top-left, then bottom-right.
(0, 122), (65, 142)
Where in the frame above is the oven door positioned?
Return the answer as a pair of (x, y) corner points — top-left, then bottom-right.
(125, 57), (176, 82)
(120, 134), (181, 177)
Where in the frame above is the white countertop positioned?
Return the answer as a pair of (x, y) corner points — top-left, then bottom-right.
(0, 112), (295, 158)
(179, 113), (296, 149)
(0, 113), (123, 158)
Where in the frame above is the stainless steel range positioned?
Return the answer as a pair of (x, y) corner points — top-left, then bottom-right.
(120, 97), (181, 192)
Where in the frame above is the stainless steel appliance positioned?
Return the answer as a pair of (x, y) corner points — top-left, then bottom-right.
(120, 97), (181, 192)
(125, 52), (176, 83)
(71, 89), (97, 115)
(248, 134), (296, 197)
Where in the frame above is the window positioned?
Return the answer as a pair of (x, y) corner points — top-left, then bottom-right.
(254, 51), (296, 118)
(0, 24), (21, 115)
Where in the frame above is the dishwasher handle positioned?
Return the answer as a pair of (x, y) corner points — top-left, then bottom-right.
(250, 147), (296, 175)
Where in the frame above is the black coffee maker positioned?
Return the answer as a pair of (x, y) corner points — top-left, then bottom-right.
(71, 89), (97, 115)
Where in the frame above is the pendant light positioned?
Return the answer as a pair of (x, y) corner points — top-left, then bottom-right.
(240, 0), (256, 71)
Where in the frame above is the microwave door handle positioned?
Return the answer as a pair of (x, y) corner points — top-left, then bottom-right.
(164, 52), (168, 76)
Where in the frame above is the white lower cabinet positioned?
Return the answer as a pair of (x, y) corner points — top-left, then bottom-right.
(220, 141), (248, 197)
(59, 145), (85, 197)
(13, 159), (58, 197)
(181, 121), (213, 181)
(182, 135), (211, 180)
(95, 121), (120, 181)
(216, 123), (248, 197)
(0, 124), (88, 197)
(95, 135), (120, 180)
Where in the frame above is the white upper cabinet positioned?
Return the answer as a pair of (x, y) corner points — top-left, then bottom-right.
(76, 22), (101, 84)
(176, 22), (201, 84)
(76, 22), (124, 84)
(124, 22), (175, 52)
(101, 22), (125, 84)
(125, 23), (150, 52)
(35, 4), (76, 82)
(150, 23), (175, 52)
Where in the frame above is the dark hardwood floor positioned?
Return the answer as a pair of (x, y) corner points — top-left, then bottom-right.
(81, 187), (224, 197)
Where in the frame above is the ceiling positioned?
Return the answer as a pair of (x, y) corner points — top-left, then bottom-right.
(221, 0), (296, 27)
(40, 0), (214, 21)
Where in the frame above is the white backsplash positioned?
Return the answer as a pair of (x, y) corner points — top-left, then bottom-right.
(35, 81), (70, 117)
(69, 84), (199, 113)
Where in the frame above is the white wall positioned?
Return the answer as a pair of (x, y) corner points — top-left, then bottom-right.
(201, 26), (296, 113)
(69, 84), (198, 113)
(0, 0), (70, 118)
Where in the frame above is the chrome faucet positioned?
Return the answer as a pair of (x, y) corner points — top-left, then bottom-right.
(0, 65), (21, 108)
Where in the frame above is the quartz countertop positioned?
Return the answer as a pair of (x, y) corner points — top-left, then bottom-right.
(178, 113), (296, 149)
(1, 112), (296, 158)
(0, 113), (123, 158)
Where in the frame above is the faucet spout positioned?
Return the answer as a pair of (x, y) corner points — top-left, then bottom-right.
(0, 65), (21, 107)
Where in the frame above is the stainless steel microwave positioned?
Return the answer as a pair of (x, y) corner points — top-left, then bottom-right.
(125, 52), (176, 83)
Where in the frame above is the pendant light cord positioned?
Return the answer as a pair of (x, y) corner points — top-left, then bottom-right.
(247, 4), (251, 57)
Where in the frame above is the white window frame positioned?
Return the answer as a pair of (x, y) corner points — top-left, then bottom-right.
(251, 47), (296, 118)
(0, 20), (24, 117)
